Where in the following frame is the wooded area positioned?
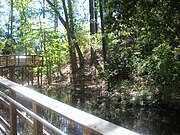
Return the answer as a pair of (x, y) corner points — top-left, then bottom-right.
(0, 0), (180, 134)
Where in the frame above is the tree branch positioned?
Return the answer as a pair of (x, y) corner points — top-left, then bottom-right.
(46, 0), (66, 28)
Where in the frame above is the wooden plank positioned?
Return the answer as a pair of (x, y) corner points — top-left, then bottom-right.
(0, 116), (10, 131)
(9, 66), (15, 81)
(17, 111), (51, 135)
(9, 90), (17, 135)
(16, 110), (33, 127)
(83, 127), (95, 135)
(0, 123), (10, 135)
(0, 116), (10, 128)
(17, 110), (56, 135)
(21, 67), (24, 85)
(0, 96), (10, 108)
(32, 102), (43, 135)
(0, 77), (139, 135)
(1, 93), (64, 135)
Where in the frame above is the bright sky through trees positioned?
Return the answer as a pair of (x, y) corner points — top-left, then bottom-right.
(0, 0), (89, 34)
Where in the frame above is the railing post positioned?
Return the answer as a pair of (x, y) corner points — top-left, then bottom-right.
(37, 67), (40, 86)
(9, 90), (17, 135)
(83, 127), (93, 135)
(21, 67), (24, 85)
(32, 102), (43, 135)
(9, 65), (17, 135)
(0, 68), (3, 76)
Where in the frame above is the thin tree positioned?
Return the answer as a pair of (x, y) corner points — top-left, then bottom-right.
(94, 0), (98, 33)
(61, 0), (78, 76)
(99, 0), (107, 68)
(46, 0), (84, 68)
(53, 0), (58, 31)
(89, 0), (96, 65)
(10, 0), (13, 52)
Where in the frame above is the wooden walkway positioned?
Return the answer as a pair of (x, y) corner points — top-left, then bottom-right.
(0, 55), (43, 67)
(0, 55), (44, 86)
(0, 76), (140, 135)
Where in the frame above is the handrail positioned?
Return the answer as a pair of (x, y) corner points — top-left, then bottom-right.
(0, 55), (43, 67)
(0, 91), (67, 135)
(0, 76), (139, 135)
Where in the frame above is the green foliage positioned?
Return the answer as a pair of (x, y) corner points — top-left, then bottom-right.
(110, 80), (157, 107)
(1, 39), (14, 54)
(0, 0), (179, 108)
(147, 44), (176, 85)
(0, 40), (6, 54)
(104, 0), (180, 106)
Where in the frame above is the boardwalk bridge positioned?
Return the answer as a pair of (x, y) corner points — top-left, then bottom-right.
(0, 55), (43, 86)
(0, 55), (139, 135)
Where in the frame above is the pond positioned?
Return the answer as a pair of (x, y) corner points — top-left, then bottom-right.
(57, 90), (180, 135)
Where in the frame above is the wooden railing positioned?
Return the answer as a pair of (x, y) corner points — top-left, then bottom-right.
(0, 55), (43, 67)
(0, 76), (139, 135)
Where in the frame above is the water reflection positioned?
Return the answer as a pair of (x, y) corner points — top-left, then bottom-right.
(44, 88), (180, 135)
(59, 92), (180, 135)
(111, 107), (180, 135)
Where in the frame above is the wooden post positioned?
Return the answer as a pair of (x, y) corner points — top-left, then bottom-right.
(18, 56), (20, 66)
(37, 67), (39, 86)
(21, 67), (24, 85)
(0, 69), (3, 89)
(0, 68), (3, 76)
(83, 127), (93, 135)
(40, 67), (42, 86)
(9, 90), (17, 135)
(9, 65), (17, 135)
(10, 66), (15, 81)
(32, 102), (43, 135)
(27, 67), (30, 85)
(31, 67), (34, 86)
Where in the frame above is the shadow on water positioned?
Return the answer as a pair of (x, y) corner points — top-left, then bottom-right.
(109, 107), (180, 135)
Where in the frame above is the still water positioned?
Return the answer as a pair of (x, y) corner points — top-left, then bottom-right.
(16, 87), (178, 135)
(111, 107), (180, 135)
(58, 91), (180, 135)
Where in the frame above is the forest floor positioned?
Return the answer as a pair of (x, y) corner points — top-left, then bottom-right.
(41, 58), (106, 96)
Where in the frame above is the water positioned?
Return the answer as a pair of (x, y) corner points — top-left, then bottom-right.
(102, 107), (180, 135)
(58, 93), (180, 135)
(43, 88), (180, 135)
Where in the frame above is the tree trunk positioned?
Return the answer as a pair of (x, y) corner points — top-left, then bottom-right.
(89, 0), (96, 65)
(99, 0), (107, 68)
(46, 0), (86, 107)
(67, 0), (84, 67)
(46, 0), (84, 68)
(61, 0), (78, 77)
(46, 0), (66, 27)
(94, 0), (98, 33)
(53, 0), (58, 31)
(10, 0), (13, 54)
(89, 0), (95, 36)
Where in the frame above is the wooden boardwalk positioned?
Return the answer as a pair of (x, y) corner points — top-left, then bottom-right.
(0, 55), (44, 86)
(0, 55), (43, 67)
(0, 77), (140, 135)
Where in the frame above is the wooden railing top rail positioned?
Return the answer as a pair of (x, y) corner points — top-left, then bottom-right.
(0, 55), (43, 67)
(0, 91), (66, 135)
(0, 76), (139, 135)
